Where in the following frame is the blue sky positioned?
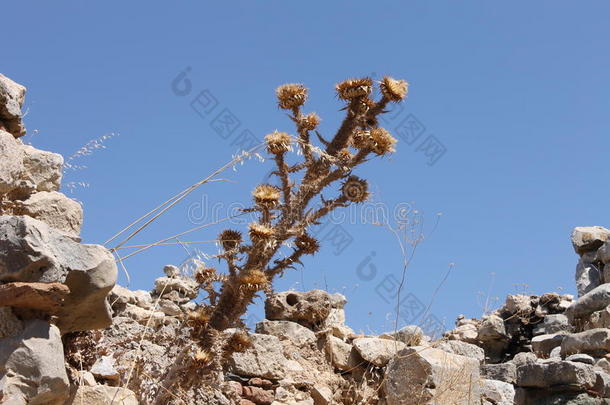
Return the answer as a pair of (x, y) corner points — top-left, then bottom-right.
(4, 1), (610, 335)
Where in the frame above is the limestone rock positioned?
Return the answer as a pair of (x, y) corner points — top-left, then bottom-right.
(154, 276), (198, 299)
(566, 353), (595, 365)
(66, 385), (138, 405)
(21, 144), (63, 193)
(480, 379), (515, 405)
(572, 226), (610, 255)
(380, 325), (423, 346)
(565, 283), (610, 322)
(575, 253), (602, 297)
(0, 320), (69, 404)
(561, 328), (610, 356)
(14, 191), (83, 237)
(0, 74), (26, 138)
(481, 362), (517, 384)
(0, 215), (117, 333)
(478, 315), (507, 341)
(0, 130), (25, 194)
(352, 337), (406, 367)
(531, 333), (567, 357)
(121, 303), (165, 327)
(255, 320), (316, 347)
(532, 314), (570, 336)
(516, 359), (597, 390)
(324, 335), (352, 371)
(436, 340), (485, 363)
(0, 307), (23, 339)
(265, 290), (332, 327)
(229, 333), (288, 379)
(384, 346), (481, 405)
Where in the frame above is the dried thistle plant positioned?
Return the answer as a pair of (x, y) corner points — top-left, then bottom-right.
(186, 75), (408, 337)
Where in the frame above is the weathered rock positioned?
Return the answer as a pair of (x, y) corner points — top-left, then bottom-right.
(516, 359), (597, 390)
(572, 226), (610, 255)
(0, 281), (69, 314)
(311, 384), (333, 405)
(0, 216), (117, 333)
(352, 337), (406, 367)
(0, 74), (26, 138)
(481, 362), (517, 384)
(14, 191), (83, 237)
(478, 315), (507, 341)
(512, 351), (539, 367)
(445, 316), (479, 342)
(255, 320), (316, 347)
(565, 283), (610, 322)
(324, 335), (352, 371)
(157, 299), (182, 316)
(0, 320), (69, 404)
(380, 325), (423, 346)
(588, 305), (610, 329)
(21, 144), (63, 193)
(154, 276), (198, 299)
(384, 346), (481, 405)
(229, 333), (287, 379)
(90, 355), (120, 383)
(0, 130), (25, 194)
(121, 303), (165, 327)
(66, 385), (138, 405)
(532, 333), (567, 357)
(567, 353), (595, 365)
(436, 340), (485, 363)
(533, 314), (570, 336)
(550, 346), (562, 359)
(242, 385), (274, 405)
(501, 295), (533, 316)
(265, 290), (332, 327)
(561, 328), (610, 356)
(0, 307), (23, 339)
(480, 379), (515, 405)
(575, 252), (602, 296)
(76, 371), (97, 387)
(595, 370), (610, 398)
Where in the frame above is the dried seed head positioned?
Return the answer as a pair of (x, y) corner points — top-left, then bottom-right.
(370, 128), (397, 155)
(342, 175), (369, 203)
(238, 269), (268, 287)
(354, 97), (375, 114)
(249, 222), (276, 241)
(225, 330), (252, 353)
(336, 78), (373, 100)
(252, 184), (281, 207)
(187, 307), (211, 325)
(380, 76), (409, 101)
(351, 130), (371, 150)
(194, 266), (217, 284)
(219, 229), (242, 251)
(299, 113), (320, 130)
(295, 233), (320, 255)
(193, 349), (212, 364)
(265, 131), (292, 154)
(276, 83), (308, 110)
(336, 148), (354, 163)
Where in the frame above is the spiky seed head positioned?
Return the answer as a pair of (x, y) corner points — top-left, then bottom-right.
(370, 128), (397, 155)
(336, 148), (353, 163)
(276, 83), (308, 110)
(380, 76), (409, 101)
(342, 175), (369, 203)
(187, 307), (211, 325)
(193, 349), (212, 364)
(351, 130), (371, 150)
(238, 269), (268, 287)
(336, 78), (373, 100)
(354, 97), (375, 114)
(194, 266), (217, 284)
(252, 184), (281, 207)
(295, 233), (320, 255)
(249, 222), (276, 241)
(225, 330), (252, 353)
(265, 131), (292, 154)
(219, 229), (242, 251)
(299, 113), (320, 130)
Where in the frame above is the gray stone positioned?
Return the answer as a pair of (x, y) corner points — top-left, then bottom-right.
(550, 346), (562, 359)
(512, 352), (538, 368)
(0, 74), (26, 138)
(157, 299), (182, 316)
(255, 320), (316, 347)
(380, 325), (424, 346)
(567, 353), (595, 365)
(588, 305), (610, 329)
(0, 320), (69, 404)
(265, 290), (332, 327)
(90, 355), (119, 383)
(561, 328), (610, 356)
(163, 264), (180, 278)
(576, 253), (603, 297)
(229, 333), (287, 379)
(14, 191), (83, 237)
(66, 385), (138, 405)
(324, 335), (352, 371)
(565, 283), (610, 322)
(533, 314), (570, 336)
(516, 359), (596, 389)
(352, 337), (406, 367)
(480, 379), (515, 405)
(572, 226), (610, 255)
(384, 346), (481, 405)
(478, 315), (507, 341)
(501, 295), (533, 316)
(154, 276), (198, 299)
(481, 362), (517, 384)
(532, 333), (567, 357)
(595, 370), (610, 398)
(0, 307), (23, 339)
(436, 340), (485, 363)
(0, 215), (117, 333)
(0, 131), (25, 194)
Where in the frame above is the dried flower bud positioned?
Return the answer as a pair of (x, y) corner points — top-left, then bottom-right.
(380, 76), (408, 102)
(193, 349), (212, 364)
(354, 97), (375, 114)
(295, 233), (320, 255)
(194, 266), (217, 284)
(370, 128), (397, 155)
(351, 130), (371, 150)
(342, 175), (369, 203)
(299, 113), (320, 130)
(238, 269), (268, 287)
(249, 222), (276, 241)
(265, 131), (292, 154)
(225, 330), (252, 353)
(336, 78), (373, 100)
(253, 184), (281, 207)
(219, 229), (242, 251)
(336, 148), (353, 163)
(276, 83), (308, 110)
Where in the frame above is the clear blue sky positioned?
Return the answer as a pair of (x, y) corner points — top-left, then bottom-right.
(4, 1), (610, 335)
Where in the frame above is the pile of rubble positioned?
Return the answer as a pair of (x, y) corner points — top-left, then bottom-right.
(3, 72), (610, 404)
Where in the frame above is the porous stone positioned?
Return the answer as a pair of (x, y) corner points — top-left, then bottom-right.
(265, 290), (332, 327)
(229, 333), (287, 379)
(0, 307), (23, 339)
(0, 215), (117, 333)
(352, 337), (406, 367)
(384, 346), (481, 405)
(0, 320), (69, 404)
(255, 320), (316, 347)
(478, 315), (507, 341)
